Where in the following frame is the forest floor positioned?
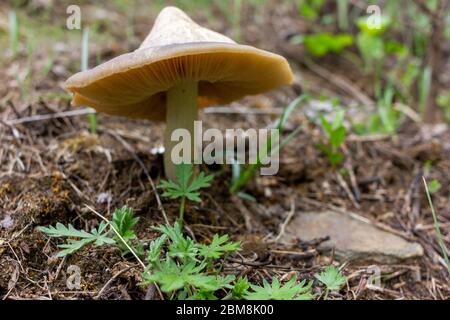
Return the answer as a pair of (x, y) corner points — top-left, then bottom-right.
(0, 1), (449, 300)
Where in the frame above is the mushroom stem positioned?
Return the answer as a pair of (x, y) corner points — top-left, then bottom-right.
(164, 80), (198, 181)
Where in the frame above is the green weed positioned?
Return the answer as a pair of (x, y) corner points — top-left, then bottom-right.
(159, 163), (214, 224)
(317, 110), (346, 167)
(315, 265), (347, 299)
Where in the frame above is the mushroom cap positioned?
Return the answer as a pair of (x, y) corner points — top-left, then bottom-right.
(65, 6), (294, 121)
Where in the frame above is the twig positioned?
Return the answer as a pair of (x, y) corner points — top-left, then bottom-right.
(336, 171), (360, 209)
(274, 197), (296, 242)
(4, 108), (96, 125)
(227, 257), (273, 267)
(303, 58), (374, 107)
(94, 265), (136, 299)
(269, 249), (316, 258)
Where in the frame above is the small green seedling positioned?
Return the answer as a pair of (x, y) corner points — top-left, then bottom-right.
(39, 206), (142, 257)
(427, 179), (441, 194)
(291, 33), (353, 57)
(353, 84), (401, 135)
(226, 277), (251, 300)
(40, 204), (351, 300)
(356, 16), (390, 73)
(314, 265), (347, 299)
(159, 163), (214, 224)
(244, 276), (314, 300)
(317, 110), (346, 166)
(142, 221), (240, 299)
(298, 0), (325, 21)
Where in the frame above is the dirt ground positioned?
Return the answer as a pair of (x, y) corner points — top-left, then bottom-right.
(0, 1), (449, 300)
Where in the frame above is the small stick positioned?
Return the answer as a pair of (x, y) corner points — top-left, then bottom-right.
(274, 197), (296, 242)
(4, 108), (96, 125)
(94, 265), (136, 299)
(336, 171), (360, 209)
(204, 106), (283, 115)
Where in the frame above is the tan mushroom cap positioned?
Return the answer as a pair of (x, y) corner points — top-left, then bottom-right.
(64, 6), (294, 121)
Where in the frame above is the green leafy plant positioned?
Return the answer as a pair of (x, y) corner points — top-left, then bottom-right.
(356, 15), (391, 73)
(315, 266), (347, 299)
(39, 221), (114, 257)
(297, 33), (353, 57)
(298, 0), (325, 20)
(159, 163), (214, 223)
(226, 277), (251, 300)
(142, 221), (240, 299)
(244, 276), (314, 300)
(39, 206), (141, 257)
(353, 84), (402, 135)
(40, 204), (350, 300)
(317, 110), (346, 166)
(427, 179), (441, 194)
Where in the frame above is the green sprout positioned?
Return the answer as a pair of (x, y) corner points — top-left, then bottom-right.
(39, 206), (142, 257)
(315, 265), (347, 299)
(244, 276), (314, 300)
(317, 110), (346, 167)
(159, 163), (214, 224)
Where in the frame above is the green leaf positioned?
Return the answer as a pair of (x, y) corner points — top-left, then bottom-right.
(245, 276), (314, 300)
(111, 206), (139, 242)
(231, 277), (251, 299)
(331, 110), (345, 130)
(330, 126), (346, 148)
(39, 221), (115, 257)
(320, 116), (333, 136)
(187, 172), (214, 193)
(198, 234), (241, 260)
(304, 33), (353, 57)
(159, 163), (213, 203)
(315, 266), (347, 291)
(57, 239), (92, 257)
(146, 234), (168, 265)
(428, 179), (441, 194)
(39, 223), (93, 239)
(142, 260), (234, 293)
(154, 222), (198, 262)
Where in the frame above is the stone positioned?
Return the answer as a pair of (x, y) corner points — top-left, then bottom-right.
(282, 210), (423, 263)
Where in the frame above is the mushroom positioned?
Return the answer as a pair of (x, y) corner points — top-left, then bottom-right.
(65, 6), (294, 181)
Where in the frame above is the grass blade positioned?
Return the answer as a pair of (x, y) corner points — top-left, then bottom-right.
(423, 176), (450, 275)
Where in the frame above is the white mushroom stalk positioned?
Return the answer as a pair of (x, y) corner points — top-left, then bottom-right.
(164, 81), (198, 181)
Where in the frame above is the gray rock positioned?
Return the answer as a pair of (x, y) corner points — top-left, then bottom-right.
(282, 210), (423, 263)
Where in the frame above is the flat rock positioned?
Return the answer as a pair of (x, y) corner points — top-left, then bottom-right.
(282, 210), (423, 263)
